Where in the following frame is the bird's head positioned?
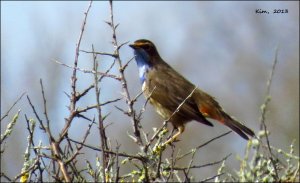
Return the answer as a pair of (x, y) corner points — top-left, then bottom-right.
(129, 39), (161, 67)
(129, 39), (162, 83)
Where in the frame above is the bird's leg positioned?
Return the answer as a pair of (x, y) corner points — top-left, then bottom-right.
(163, 125), (185, 146)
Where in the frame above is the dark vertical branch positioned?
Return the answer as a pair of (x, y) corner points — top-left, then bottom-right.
(92, 44), (109, 182)
(58, 1), (93, 143)
(107, 0), (143, 146)
(39, 79), (54, 140)
(114, 144), (120, 183)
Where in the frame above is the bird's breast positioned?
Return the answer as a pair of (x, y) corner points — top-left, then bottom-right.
(150, 99), (170, 119)
(134, 49), (152, 84)
(138, 65), (149, 83)
(142, 81), (147, 92)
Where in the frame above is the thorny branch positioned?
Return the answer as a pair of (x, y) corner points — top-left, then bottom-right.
(107, 0), (143, 146)
(54, 59), (121, 81)
(92, 44), (109, 182)
(58, 1), (93, 144)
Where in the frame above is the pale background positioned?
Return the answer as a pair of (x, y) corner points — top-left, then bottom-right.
(1, 1), (299, 180)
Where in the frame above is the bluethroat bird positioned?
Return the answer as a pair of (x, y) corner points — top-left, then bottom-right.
(129, 39), (255, 145)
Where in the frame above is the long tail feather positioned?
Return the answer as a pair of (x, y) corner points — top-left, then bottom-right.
(222, 114), (255, 140)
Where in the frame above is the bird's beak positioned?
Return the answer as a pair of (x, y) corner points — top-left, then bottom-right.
(129, 43), (137, 49)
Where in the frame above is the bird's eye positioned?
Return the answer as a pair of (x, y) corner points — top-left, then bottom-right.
(143, 44), (151, 50)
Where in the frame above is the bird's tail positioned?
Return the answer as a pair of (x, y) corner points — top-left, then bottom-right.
(194, 93), (255, 140)
(221, 112), (255, 140)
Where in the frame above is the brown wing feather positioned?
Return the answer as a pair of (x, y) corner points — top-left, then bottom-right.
(144, 63), (213, 127)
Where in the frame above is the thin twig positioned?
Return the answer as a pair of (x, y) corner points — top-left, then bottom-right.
(259, 47), (279, 180)
(145, 87), (197, 151)
(27, 96), (48, 138)
(0, 173), (12, 182)
(114, 143), (120, 183)
(177, 131), (232, 160)
(1, 110), (21, 143)
(1, 92), (26, 121)
(68, 138), (146, 162)
(24, 114), (47, 178)
(40, 79), (53, 139)
(80, 49), (117, 58)
(13, 158), (40, 182)
(169, 153), (231, 170)
(200, 173), (224, 182)
(58, 0), (92, 144)
(54, 59), (120, 81)
(167, 87), (198, 122)
(65, 119), (94, 165)
(92, 44), (109, 182)
(185, 148), (196, 178)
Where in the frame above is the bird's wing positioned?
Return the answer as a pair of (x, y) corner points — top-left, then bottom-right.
(145, 64), (213, 126)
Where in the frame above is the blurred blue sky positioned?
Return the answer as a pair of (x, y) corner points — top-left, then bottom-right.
(2, 1), (298, 101)
(1, 1), (299, 180)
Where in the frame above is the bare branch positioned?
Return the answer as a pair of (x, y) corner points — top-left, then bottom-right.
(58, 1), (93, 144)
(80, 49), (117, 58)
(200, 173), (224, 182)
(54, 59), (121, 81)
(1, 110), (21, 144)
(107, 0), (143, 146)
(68, 138), (146, 162)
(39, 79), (54, 139)
(92, 44), (109, 181)
(259, 46), (279, 180)
(1, 92), (25, 121)
(177, 131), (232, 161)
(169, 153), (231, 171)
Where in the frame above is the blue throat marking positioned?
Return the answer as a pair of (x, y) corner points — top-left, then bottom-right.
(134, 49), (152, 83)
